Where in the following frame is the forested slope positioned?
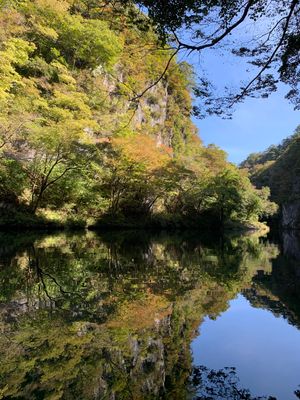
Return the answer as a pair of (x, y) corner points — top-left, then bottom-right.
(0, 0), (275, 229)
(241, 126), (300, 228)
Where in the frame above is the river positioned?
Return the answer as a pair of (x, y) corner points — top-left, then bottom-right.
(0, 230), (299, 399)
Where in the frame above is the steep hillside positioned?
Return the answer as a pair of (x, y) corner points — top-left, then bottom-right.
(0, 0), (276, 229)
(0, 0), (196, 154)
(241, 126), (300, 173)
(241, 126), (300, 228)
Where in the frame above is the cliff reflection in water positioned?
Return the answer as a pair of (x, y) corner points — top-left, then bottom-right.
(244, 230), (300, 330)
(0, 230), (298, 399)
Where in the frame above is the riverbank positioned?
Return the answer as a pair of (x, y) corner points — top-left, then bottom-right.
(0, 209), (85, 231)
(0, 208), (269, 233)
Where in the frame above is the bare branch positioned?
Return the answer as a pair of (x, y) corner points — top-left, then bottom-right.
(43, 165), (77, 190)
(173, 0), (255, 52)
(231, 0), (298, 106)
(130, 46), (181, 101)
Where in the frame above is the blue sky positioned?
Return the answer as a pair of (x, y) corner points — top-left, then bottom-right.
(193, 85), (300, 164)
(179, 32), (300, 164)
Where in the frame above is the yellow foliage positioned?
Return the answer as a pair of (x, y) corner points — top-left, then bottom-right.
(112, 134), (171, 171)
(0, 8), (26, 41)
(107, 291), (171, 330)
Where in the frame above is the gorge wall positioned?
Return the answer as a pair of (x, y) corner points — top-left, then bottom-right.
(241, 127), (300, 229)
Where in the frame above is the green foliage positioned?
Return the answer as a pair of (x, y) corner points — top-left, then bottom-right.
(21, 0), (123, 68)
(242, 125), (300, 206)
(0, 0), (274, 229)
(0, 38), (35, 103)
(206, 168), (277, 224)
(0, 158), (26, 202)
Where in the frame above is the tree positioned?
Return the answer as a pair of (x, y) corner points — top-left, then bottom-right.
(98, 134), (170, 218)
(119, 0), (300, 116)
(206, 167), (277, 225)
(21, 0), (123, 69)
(0, 0), (279, 228)
(191, 365), (276, 400)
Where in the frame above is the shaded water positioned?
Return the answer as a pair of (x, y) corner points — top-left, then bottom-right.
(0, 230), (300, 399)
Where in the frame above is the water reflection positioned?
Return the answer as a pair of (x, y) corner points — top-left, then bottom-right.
(0, 230), (298, 399)
(190, 365), (277, 400)
(191, 294), (300, 399)
(244, 230), (300, 329)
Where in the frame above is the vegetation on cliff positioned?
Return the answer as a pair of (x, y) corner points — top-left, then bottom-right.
(241, 125), (300, 208)
(0, 0), (276, 229)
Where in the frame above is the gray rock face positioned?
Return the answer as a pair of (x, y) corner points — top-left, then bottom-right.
(282, 230), (300, 259)
(98, 68), (190, 150)
(282, 202), (300, 229)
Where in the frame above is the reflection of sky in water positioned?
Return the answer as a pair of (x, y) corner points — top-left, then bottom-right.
(191, 294), (300, 399)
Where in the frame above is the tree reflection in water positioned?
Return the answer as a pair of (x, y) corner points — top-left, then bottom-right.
(0, 230), (298, 399)
(191, 366), (276, 400)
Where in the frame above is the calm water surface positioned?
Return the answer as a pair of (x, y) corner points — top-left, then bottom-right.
(0, 230), (300, 399)
(192, 295), (300, 399)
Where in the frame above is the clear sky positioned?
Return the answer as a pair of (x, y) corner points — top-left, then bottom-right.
(193, 85), (300, 164)
(181, 33), (300, 165)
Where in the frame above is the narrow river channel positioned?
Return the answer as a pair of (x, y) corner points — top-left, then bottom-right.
(0, 230), (299, 399)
